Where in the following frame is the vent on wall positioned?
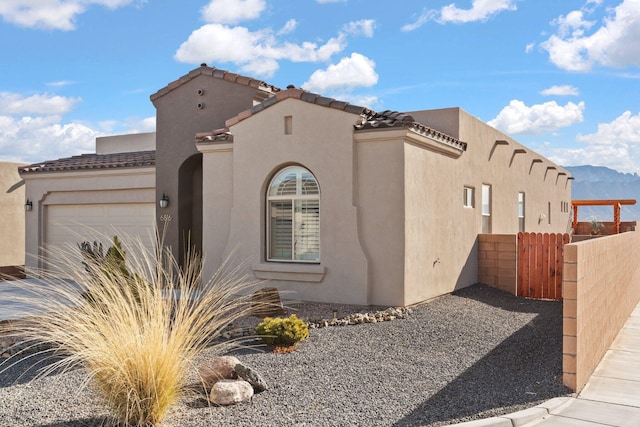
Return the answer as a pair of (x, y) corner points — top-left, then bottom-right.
(284, 116), (292, 135)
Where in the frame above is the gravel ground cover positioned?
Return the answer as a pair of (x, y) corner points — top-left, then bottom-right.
(0, 284), (571, 426)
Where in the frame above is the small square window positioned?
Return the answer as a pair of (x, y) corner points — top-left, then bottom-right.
(463, 187), (474, 208)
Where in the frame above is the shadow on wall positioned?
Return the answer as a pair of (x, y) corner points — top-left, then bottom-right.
(454, 236), (478, 291)
(393, 286), (570, 426)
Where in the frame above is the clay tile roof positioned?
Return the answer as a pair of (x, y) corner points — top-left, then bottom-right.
(354, 110), (467, 151)
(18, 150), (156, 174)
(221, 86), (373, 129)
(195, 128), (233, 143)
(150, 64), (281, 102)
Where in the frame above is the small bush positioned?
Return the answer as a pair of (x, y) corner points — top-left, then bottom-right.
(256, 314), (309, 347)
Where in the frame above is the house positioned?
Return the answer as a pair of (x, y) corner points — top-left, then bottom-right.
(0, 161), (26, 278)
(19, 64), (572, 306)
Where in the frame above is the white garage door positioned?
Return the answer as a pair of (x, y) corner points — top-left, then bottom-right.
(45, 203), (156, 272)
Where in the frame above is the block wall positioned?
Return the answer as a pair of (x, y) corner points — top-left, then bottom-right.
(478, 234), (517, 295)
(562, 230), (640, 392)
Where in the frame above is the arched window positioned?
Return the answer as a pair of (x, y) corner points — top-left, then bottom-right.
(267, 166), (320, 262)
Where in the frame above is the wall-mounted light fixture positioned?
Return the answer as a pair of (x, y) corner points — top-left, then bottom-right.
(25, 199), (33, 211)
(159, 193), (169, 208)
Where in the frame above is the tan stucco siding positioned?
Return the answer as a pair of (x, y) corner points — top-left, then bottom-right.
(402, 108), (571, 305)
(198, 144), (233, 269)
(403, 140), (474, 304)
(412, 108), (571, 234)
(455, 108), (572, 234)
(0, 162), (26, 267)
(153, 74), (261, 264)
(354, 133), (406, 306)
(201, 98), (370, 304)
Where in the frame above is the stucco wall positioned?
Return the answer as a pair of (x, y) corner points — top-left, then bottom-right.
(96, 132), (155, 155)
(21, 167), (155, 273)
(397, 108), (572, 304)
(152, 69), (270, 266)
(562, 231), (640, 392)
(198, 103), (571, 306)
(0, 162), (26, 267)
(200, 98), (371, 305)
(354, 131), (406, 306)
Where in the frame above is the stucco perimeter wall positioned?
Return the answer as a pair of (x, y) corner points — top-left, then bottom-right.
(562, 231), (640, 392)
(0, 162), (26, 267)
(201, 98), (372, 305)
(22, 168), (156, 273)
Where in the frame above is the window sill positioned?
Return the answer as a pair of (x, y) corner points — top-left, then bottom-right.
(252, 263), (326, 283)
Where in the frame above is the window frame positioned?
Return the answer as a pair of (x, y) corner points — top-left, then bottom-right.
(482, 184), (492, 233)
(518, 192), (525, 233)
(266, 165), (320, 263)
(463, 186), (475, 208)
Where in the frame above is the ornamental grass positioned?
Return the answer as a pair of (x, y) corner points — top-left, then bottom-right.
(1, 230), (260, 426)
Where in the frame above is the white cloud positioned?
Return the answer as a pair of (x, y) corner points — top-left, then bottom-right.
(277, 19), (297, 35)
(541, 0), (640, 71)
(577, 110), (640, 145)
(488, 99), (585, 135)
(403, 0), (517, 30)
(401, 10), (434, 32)
(303, 53), (378, 93)
(540, 110), (640, 173)
(439, 0), (517, 24)
(175, 24), (347, 77)
(174, 23), (349, 78)
(0, 0), (137, 31)
(200, 0), (265, 25)
(0, 92), (81, 115)
(124, 116), (156, 134)
(46, 81), (75, 88)
(540, 85), (580, 96)
(0, 115), (98, 163)
(343, 19), (376, 37)
(525, 43), (535, 54)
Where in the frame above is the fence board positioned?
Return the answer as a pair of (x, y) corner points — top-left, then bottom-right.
(517, 232), (569, 301)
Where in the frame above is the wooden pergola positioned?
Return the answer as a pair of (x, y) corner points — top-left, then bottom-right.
(572, 199), (637, 234)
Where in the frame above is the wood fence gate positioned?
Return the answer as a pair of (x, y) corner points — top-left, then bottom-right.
(517, 232), (570, 300)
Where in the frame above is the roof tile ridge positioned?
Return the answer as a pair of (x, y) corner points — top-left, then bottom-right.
(151, 64), (281, 101)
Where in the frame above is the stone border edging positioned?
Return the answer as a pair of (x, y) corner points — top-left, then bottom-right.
(448, 397), (572, 426)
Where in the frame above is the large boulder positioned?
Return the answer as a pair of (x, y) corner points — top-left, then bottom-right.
(209, 379), (254, 405)
(198, 356), (240, 389)
(235, 362), (268, 393)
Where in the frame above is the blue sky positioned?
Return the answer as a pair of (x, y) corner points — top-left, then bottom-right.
(1, 0), (639, 173)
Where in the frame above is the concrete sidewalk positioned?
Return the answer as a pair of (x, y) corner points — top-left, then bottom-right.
(454, 302), (640, 427)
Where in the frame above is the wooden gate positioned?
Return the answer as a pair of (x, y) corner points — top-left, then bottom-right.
(517, 232), (570, 300)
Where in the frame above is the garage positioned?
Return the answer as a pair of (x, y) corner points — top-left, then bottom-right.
(45, 203), (156, 271)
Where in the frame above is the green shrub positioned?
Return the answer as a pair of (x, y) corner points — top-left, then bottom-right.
(256, 314), (309, 347)
(79, 235), (150, 306)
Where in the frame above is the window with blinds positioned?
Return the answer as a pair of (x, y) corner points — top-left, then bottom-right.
(267, 166), (320, 262)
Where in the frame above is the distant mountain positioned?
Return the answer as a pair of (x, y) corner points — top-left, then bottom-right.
(564, 165), (640, 221)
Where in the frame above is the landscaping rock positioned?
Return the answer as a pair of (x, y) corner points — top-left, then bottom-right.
(251, 287), (285, 317)
(209, 379), (253, 405)
(199, 356), (240, 389)
(235, 362), (268, 393)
